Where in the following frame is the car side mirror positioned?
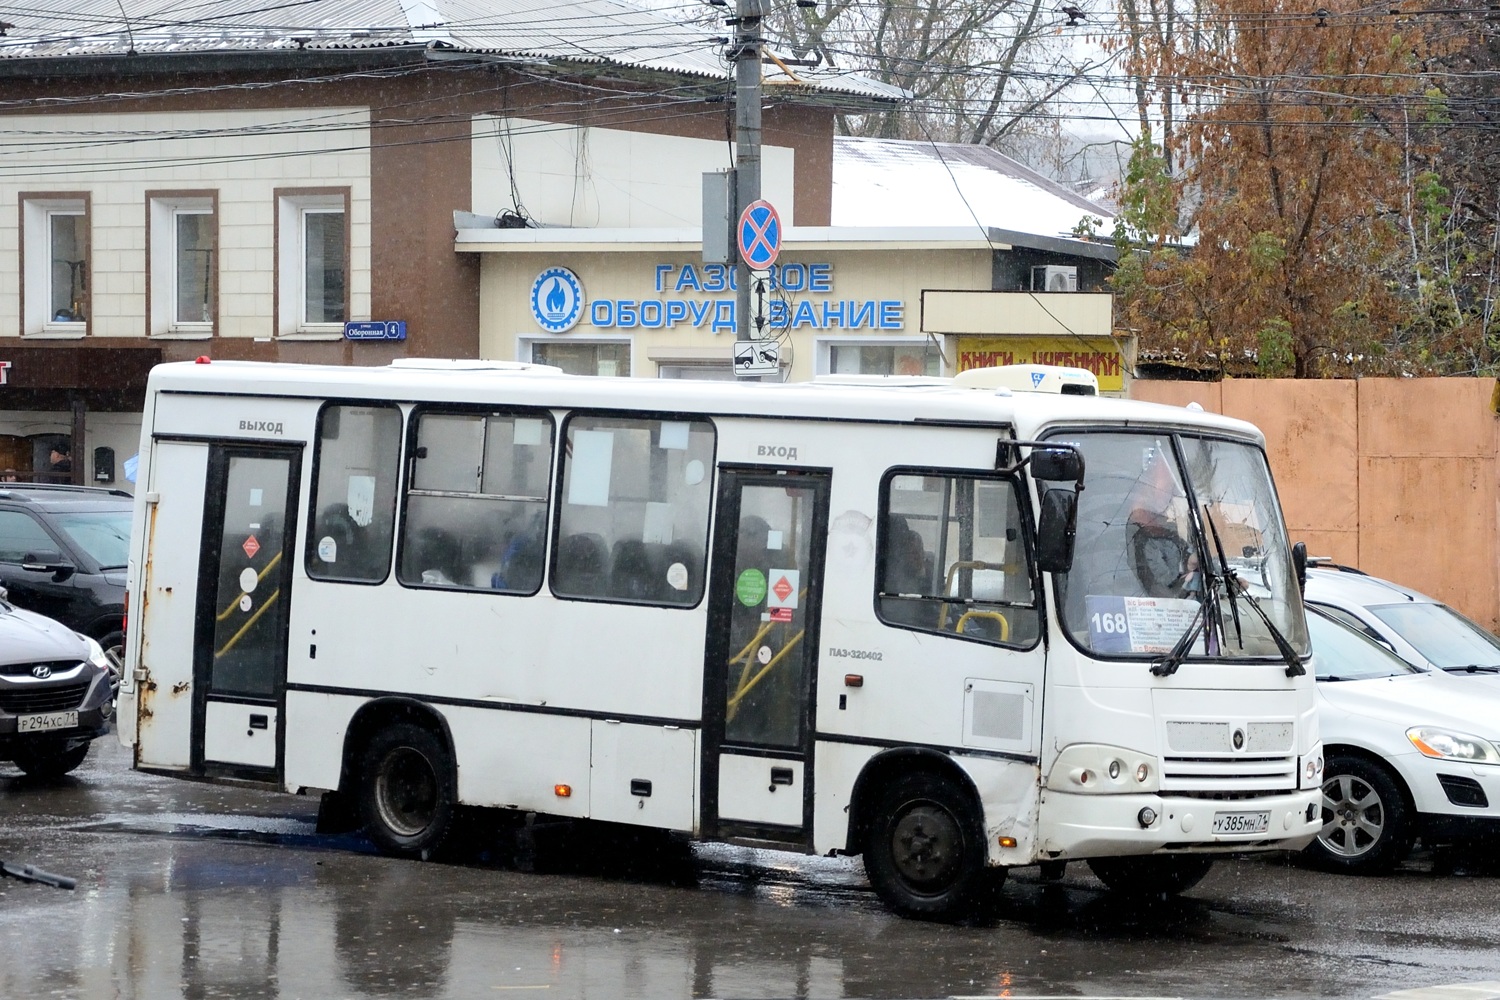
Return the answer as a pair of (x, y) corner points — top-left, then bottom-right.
(1292, 541), (1307, 596)
(1037, 488), (1078, 574)
(1029, 448), (1083, 483)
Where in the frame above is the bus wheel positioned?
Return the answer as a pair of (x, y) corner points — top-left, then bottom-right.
(359, 722), (455, 860)
(1086, 855), (1214, 896)
(863, 772), (987, 920)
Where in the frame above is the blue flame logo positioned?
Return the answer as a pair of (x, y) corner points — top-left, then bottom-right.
(530, 267), (584, 333)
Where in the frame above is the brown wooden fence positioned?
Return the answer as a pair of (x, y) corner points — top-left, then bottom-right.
(1131, 378), (1500, 630)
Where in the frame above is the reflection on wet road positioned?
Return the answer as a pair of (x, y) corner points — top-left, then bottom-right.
(3, 738), (1500, 999)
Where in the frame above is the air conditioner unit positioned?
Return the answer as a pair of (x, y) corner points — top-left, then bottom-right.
(1031, 264), (1078, 292)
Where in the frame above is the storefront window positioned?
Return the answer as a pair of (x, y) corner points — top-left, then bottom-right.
(532, 342), (631, 377)
(657, 363), (737, 381)
(828, 342), (940, 377)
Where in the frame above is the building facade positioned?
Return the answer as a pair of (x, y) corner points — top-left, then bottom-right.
(0, 0), (894, 485)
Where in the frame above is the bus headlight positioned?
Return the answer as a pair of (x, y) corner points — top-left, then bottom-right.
(1300, 752), (1324, 789)
(1047, 744), (1160, 793)
(1407, 727), (1500, 764)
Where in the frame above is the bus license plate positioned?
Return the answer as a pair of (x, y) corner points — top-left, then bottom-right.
(17, 711), (77, 733)
(1212, 810), (1270, 835)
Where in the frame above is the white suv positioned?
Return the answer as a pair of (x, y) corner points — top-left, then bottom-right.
(1303, 565), (1500, 677)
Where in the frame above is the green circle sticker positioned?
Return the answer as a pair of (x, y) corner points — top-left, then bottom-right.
(735, 568), (767, 607)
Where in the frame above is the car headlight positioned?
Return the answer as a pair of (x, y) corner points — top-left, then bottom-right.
(1407, 727), (1500, 764)
(79, 635), (113, 674)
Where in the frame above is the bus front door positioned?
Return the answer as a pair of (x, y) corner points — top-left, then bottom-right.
(702, 469), (830, 844)
(191, 445), (301, 778)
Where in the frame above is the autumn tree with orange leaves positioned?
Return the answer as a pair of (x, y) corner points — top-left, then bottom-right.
(1109, 0), (1451, 376)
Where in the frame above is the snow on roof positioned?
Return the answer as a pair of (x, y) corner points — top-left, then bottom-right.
(832, 136), (1114, 244)
(0, 0), (905, 103)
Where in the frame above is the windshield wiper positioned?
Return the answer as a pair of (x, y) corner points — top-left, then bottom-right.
(1443, 664), (1500, 674)
(1198, 506), (1305, 677)
(1151, 599), (1207, 677)
(1201, 506), (1243, 649)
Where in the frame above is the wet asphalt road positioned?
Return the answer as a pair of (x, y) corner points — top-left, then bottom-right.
(4, 737), (1500, 1000)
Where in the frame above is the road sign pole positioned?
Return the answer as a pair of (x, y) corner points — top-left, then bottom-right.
(733, 0), (763, 345)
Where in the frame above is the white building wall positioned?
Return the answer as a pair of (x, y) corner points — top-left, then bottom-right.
(0, 108), (372, 340)
(471, 117), (796, 228)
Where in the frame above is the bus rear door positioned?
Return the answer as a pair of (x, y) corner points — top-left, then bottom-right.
(191, 444), (301, 778)
(702, 468), (830, 845)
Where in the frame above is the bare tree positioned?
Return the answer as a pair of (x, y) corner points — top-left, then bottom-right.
(768, 0), (1105, 148)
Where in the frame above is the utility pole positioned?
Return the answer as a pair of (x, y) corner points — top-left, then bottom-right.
(733, 0), (763, 343)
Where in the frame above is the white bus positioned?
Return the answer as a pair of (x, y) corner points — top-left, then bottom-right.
(118, 358), (1323, 919)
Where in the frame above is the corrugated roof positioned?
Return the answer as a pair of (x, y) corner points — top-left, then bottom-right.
(832, 136), (1114, 243)
(0, 0), (905, 101)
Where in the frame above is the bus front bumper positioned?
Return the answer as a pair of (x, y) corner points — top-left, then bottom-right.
(1037, 788), (1323, 859)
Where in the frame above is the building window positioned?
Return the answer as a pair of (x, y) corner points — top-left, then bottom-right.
(657, 363), (738, 381)
(529, 340), (631, 377)
(20, 194), (89, 335)
(276, 189), (348, 336)
(148, 193), (217, 336)
(825, 340), (942, 377)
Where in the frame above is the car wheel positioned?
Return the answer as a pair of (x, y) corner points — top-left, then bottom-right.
(12, 740), (91, 779)
(1306, 754), (1413, 874)
(862, 772), (990, 920)
(359, 722), (456, 860)
(1086, 855), (1214, 896)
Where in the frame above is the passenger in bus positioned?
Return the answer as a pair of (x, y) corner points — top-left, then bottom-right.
(489, 512), (546, 592)
(884, 516), (931, 596)
(408, 526), (462, 586)
(879, 515), (935, 629)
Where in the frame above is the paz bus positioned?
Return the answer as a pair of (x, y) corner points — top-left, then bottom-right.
(117, 358), (1323, 919)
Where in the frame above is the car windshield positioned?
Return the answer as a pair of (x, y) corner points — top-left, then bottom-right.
(1369, 602), (1500, 668)
(53, 509), (131, 569)
(1307, 609), (1421, 680)
(1056, 430), (1308, 661)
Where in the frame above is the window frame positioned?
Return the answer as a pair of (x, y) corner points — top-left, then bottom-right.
(19, 192), (91, 337)
(873, 465), (1043, 651)
(520, 334), (633, 377)
(394, 403), (558, 597)
(549, 409), (716, 609)
(275, 187), (349, 338)
(147, 190), (218, 338)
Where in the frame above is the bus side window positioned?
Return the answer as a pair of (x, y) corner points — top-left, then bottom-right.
(307, 404), (401, 583)
(876, 472), (1040, 647)
(553, 415), (714, 606)
(398, 409), (554, 594)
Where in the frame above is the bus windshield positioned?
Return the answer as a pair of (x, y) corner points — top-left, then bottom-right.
(1056, 430), (1308, 661)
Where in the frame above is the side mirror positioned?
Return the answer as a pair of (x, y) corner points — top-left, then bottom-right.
(1037, 488), (1078, 574)
(1029, 448), (1083, 483)
(1292, 541), (1307, 596)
